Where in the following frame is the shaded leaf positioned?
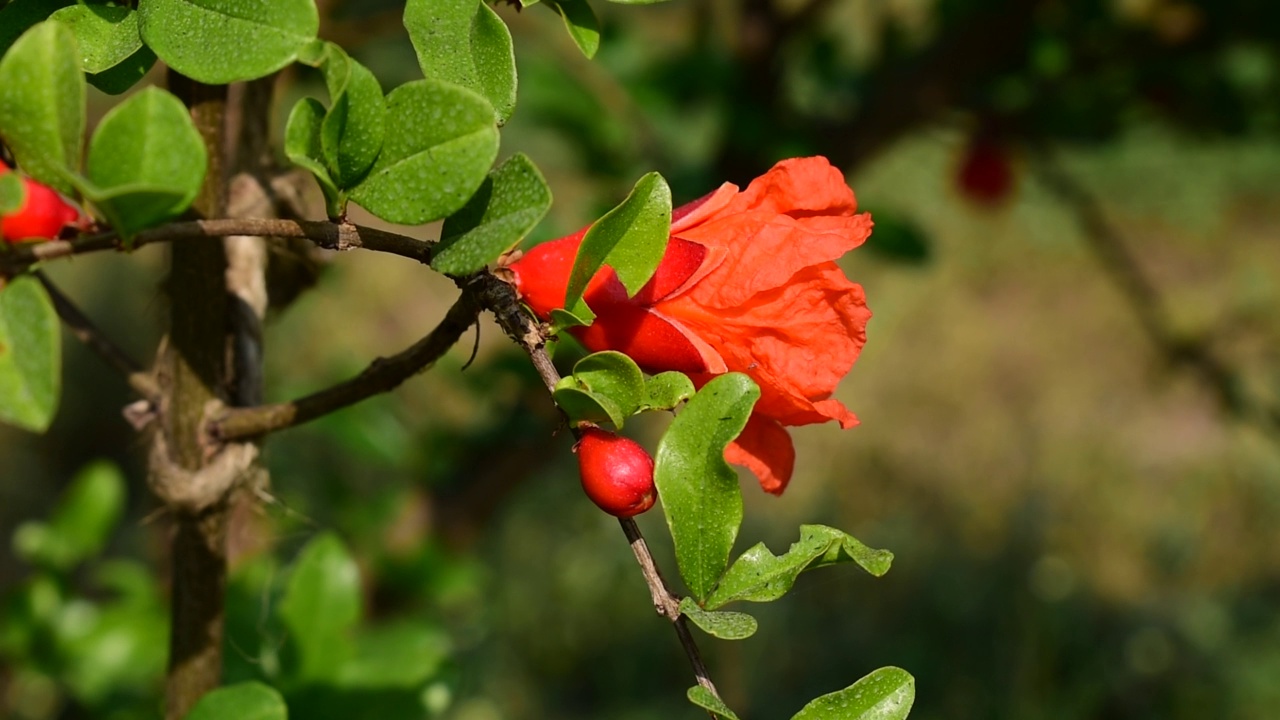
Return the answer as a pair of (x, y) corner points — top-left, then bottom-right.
(565, 171), (671, 310)
(791, 667), (915, 720)
(863, 209), (930, 265)
(278, 533), (361, 682)
(405, 0), (517, 124)
(0, 276), (61, 432)
(653, 373), (758, 601)
(571, 350), (644, 417)
(336, 622), (452, 689)
(542, 0), (600, 58)
(552, 381), (624, 428)
(313, 42), (385, 188)
(186, 682), (288, 720)
(13, 460), (124, 570)
(283, 96), (343, 218)
(679, 597), (757, 640)
(434, 152), (552, 275)
(687, 686), (741, 720)
(705, 525), (893, 610)
(86, 44), (155, 95)
(0, 0), (75, 59)
(0, 21), (85, 195)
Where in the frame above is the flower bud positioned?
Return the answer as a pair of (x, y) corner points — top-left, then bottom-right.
(1, 164), (84, 243)
(575, 427), (656, 518)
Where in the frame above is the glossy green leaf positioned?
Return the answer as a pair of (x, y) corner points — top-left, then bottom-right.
(654, 373), (758, 601)
(13, 460), (124, 570)
(283, 96), (343, 218)
(186, 682), (288, 720)
(549, 306), (593, 332)
(78, 86), (206, 238)
(571, 350), (644, 417)
(705, 525), (894, 610)
(643, 371), (695, 411)
(313, 43), (385, 188)
(679, 598), (757, 640)
(0, 0), (74, 59)
(337, 622), (451, 689)
(687, 686), (741, 720)
(405, 0), (517, 124)
(791, 667), (916, 720)
(86, 44), (156, 95)
(564, 172), (671, 310)
(50, 3), (141, 73)
(350, 80), (498, 225)
(0, 172), (24, 214)
(434, 153), (552, 275)
(138, 0), (318, 84)
(552, 381), (624, 428)
(542, 0), (600, 58)
(279, 533), (361, 682)
(0, 21), (84, 196)
(0, 276), (61, 432)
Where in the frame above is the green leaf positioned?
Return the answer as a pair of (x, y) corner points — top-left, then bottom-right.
(433, 153), (552, 275)
(49, 3), (141, 74)
(571, 350), (644, 417)
(336, 622), (451, 689)
(564, 172), (671, 311)
(86, 45), (156, 95)
(13, 460), (124, 570)
(278, 533), (361, 682)
(678, 598), (757, 640)
(791, 667), (916, 720)
(186, 682), (288, 720)
(549, 306), (593, 332)
(863, 209), (930, 265)
(0, 21), (85, 196)
(405, 0), (517, 124)
(283, 96), (343, 218)
(0, 0), (74, 60)
(705, 525), (894, 610)
(654, 373), (758, 601)
(0, 276), (61, 432)
(138, 0), (319, 84)
(542, 0), (600, 58)
(77, 86), (206, 238)
(552, 381), (624, 428)
(687, 686), (741, 720)
(0, 172), (25, 214)
(643, 371), (695, 411)
(607, 0), (676, 4)
(313, 43), (385, 189)
(349, 79), (498, 225)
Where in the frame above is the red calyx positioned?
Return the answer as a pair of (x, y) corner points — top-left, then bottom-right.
(575, 427), (656, 518)
(0, 164), (84, 243)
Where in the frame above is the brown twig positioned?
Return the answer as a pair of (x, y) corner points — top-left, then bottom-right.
(210, 293), (481, 441)
(0, 218), (433, 274)
(464, 271), (727, 705)
(33, 271), (161, 404)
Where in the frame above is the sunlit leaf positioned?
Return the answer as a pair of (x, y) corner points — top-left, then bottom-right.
(0, 276), (61, 432)
(50, 3), (141, 74)
(0, 21), (85, 195)
(542, 0), (600, 58)
(642, 371), (695, 411)
(434, 153), (552, 275)
(186, 682), (288, 720)
(564, 171), (671, 309)
(679, 598), (757, 640)
(687, 686), (741, 720)
(405, 0), (517, 124)
(791, 667), (915, 720)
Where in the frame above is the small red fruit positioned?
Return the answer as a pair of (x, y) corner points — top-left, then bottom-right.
(0, 164), (84, 243)
(575, 427), (656, 518)
(955, 136), (1016, 208)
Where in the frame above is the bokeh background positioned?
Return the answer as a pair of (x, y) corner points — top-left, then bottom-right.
(4, 0), (1280, 718)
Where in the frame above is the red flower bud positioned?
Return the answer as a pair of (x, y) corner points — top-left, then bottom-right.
(575, 427), (656, 518)
(0, 164), (84, 243)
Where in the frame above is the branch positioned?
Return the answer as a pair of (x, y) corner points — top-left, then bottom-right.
(464, 271), (728, 705)
(34, 271), (160, 405)
(210, 293), (481, 441)
(0, 218), (433, 274)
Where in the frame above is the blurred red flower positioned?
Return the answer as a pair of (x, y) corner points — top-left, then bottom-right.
(509, 156), (872, 494)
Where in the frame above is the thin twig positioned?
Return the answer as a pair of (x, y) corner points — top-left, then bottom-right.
(34, 271), (161, 404)
(0, 218), (433, 274)
(210, 293), (481, 441)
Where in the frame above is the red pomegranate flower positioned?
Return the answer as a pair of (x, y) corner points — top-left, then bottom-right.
(509, 156), (872, 494)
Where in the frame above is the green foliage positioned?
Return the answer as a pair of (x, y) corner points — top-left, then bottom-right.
(405, 0), (517, 125)
(85, 44), (156, 95)
(565, 170), (672, 313)
(0, 171), (24, 214)
(641, 371), (695, 411)
(706, 525), (893, 610)
(279, 533), (361, 683)
(0, 21), (84, 196)
(137, 0), (319, 84)
(13, 461), (124, 571)
(433, 152), (553, 275)
(348, 80), (498, 225)
(790, 667), (915, 720)
(49, 3), (142, 74)
(678, 597), (757, 640)
(0, 276), (61, 433)
(186, 683), (288, 720)
(654, 373), (758, 602)
(542, 0), (601, 59)
(553, 350), (646, 428)
(861, 210), (931, 266)
(0, 0), (73, 60)
(77, 86), (207, 238)
(313, 43), (385, 189)
(687, 685), (741, 720)
(284, 97), (343, 218)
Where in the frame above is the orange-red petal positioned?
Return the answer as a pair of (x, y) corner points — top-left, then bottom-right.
(725, 414), (796, 495)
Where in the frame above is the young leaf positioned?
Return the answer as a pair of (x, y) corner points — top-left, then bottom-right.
(790, 667), (916, 720)
(283, 96), (343, 218)
(642, 371), (695, 411)
(0, 276), (61, 432)
(653, 373), (758, 602)
(49, 3), (141, 74)
(405, 0), (517, 124)
(78, 86), (206, 238)
(687, 686), (741, 720)
(314, 43), (385, 188)
(0, 21), (85, 196)
(278, 533), (361, 682)
(185, 682), (288, 720)
(349, 79), (498, 225)
(12, 460), (125, 571)
(433, 153), (552, 275)
(138, 0), (319, 84)
(571, 350), (645, 417)
(705, 525), (894, 610)
(552, 383), (625, 428)
(550, 306), (593, 332)
(542, 0), (600, 58)
(678, 598), (757, 640)
(564, 172), (671, 311)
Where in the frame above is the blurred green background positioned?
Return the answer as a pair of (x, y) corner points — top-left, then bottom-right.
(4, 0), (1280, 718)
